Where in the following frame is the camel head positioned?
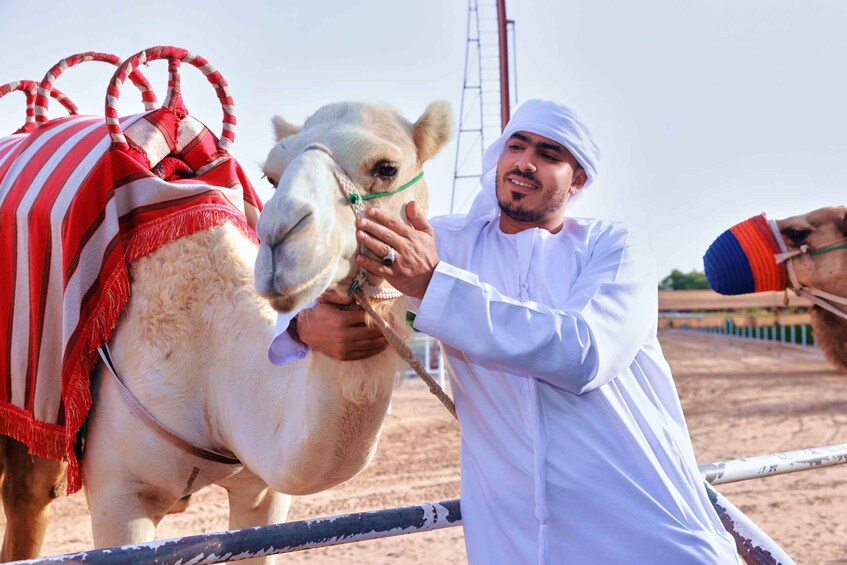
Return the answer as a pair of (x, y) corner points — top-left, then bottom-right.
(705, 205), (847, 298)
(705, 205), (847, 373)
(255, 101), (452, 313)
(775, 205), (847, 300)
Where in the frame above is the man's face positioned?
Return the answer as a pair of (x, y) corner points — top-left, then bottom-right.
(495, 131), (587, 227)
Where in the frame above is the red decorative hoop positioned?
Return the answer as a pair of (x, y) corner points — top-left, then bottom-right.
(0, 80), (78, 133)
(34, 52), (158, 124)
(106, 46), (235, 154)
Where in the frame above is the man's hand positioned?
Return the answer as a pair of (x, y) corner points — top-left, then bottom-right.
(355, 201), (439, 300)
(295, 291), (388, 361)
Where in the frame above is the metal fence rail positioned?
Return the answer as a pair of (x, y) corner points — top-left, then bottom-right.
(15, 500), (462, 565)
(676, 320), (816, 347)
(702, 443), (847, 485)
(18, 445), (847, 564)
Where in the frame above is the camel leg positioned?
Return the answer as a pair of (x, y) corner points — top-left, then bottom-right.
(0, 436), (6, 499)
(0, 438), (66, 561)
(85, 483), (165, 549)
(221, 471), (292, 565)
(83, 437), (170, 548)
(0, 436), (6, 523)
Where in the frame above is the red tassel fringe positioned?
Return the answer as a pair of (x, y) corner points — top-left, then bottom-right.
(0, 207), (256, 495)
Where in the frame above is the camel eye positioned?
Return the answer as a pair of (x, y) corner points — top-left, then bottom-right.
(783, 227), (811, 246)
(267, 176), (278, 189)
(373, 163), (398, 179)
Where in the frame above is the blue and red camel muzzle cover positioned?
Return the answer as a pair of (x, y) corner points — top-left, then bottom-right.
(703, 213), (788, 295)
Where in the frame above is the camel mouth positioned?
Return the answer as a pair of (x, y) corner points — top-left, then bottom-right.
(257, 259), (337, 313)
(255, 233), (345, 313)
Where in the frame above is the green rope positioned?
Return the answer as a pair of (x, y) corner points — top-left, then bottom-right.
(360, 171), (424, 201)
(810, 244), (847, 256)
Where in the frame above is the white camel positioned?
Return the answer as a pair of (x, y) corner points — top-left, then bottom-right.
(773, 206), (847, 373)
(2, 100), (451, 562)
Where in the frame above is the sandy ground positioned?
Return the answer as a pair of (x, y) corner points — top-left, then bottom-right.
(6, 330), (847, 564)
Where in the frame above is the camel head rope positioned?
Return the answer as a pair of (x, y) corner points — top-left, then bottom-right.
(771, 219), (847, 322)
(281, 143), (458, 419)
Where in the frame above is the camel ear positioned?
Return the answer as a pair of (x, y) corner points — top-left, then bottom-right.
(272, 115), (301, 141)
(413, 101), (452, 163)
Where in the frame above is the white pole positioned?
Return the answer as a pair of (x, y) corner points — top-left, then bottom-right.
(438, 345), (446, 390)
(700, 443), (847, 485)
(704, 484), (796, 565)
(424, 336), (432, 373)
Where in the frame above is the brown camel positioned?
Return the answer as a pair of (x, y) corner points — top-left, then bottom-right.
(775, 206), (847, 372)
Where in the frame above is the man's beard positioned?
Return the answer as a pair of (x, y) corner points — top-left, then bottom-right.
(496, 170), (569, 223)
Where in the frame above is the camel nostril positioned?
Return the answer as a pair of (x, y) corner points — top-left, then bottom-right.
(287, 212), (313, 240)
(262, 211), (314, 253)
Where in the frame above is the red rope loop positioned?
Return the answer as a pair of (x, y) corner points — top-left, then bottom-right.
(34, 52), (158, 124)
(0, 80), (78, 133)
(106, 46), (236, 154)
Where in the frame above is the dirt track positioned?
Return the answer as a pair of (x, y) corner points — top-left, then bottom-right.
(8, 330), (847, 563)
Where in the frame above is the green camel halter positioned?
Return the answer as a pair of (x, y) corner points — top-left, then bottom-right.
(774, 233), (847, 322)
(347, 171), (425, 205)
(808, 243), (847, 256)
(304, 143), (423, 296)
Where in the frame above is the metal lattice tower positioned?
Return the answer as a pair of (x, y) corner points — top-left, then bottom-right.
(450, 0), (516, 213)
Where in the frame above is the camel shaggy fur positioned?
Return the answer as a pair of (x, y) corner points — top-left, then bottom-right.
(1, 100), (451, 563)
(775, 205), (847, 373)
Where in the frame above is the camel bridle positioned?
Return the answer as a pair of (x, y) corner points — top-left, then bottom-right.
(304, 143), (458, 419)
(302, 143), (422, 299)
(771, 219), (847, 322)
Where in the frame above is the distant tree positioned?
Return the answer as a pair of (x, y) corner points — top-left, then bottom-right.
(659, 269), (710, 290)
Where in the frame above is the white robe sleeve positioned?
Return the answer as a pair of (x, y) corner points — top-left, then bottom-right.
(267, 304), (314, 366)
(414, 227), (657, 394)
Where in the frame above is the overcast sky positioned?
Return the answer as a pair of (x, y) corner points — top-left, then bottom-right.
(1, 0), (844, 280)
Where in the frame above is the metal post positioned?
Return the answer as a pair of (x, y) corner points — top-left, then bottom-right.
(790, 324), (796, 344)
(424, 337), (432, 373)
(496, 0), (510, 130)
(438, 345), (446, 390)
(802, 324), (807, 345)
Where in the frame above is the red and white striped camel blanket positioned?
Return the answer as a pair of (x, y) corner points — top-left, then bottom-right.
(0, 106), (262, 493)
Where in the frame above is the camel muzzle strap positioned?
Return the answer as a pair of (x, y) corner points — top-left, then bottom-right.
(302, 143), (421, 299)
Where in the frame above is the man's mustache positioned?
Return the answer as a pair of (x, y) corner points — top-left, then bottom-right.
(505, 168), (539, 187)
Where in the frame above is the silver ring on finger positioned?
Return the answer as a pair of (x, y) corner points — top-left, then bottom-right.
(382, 246), (396, 266)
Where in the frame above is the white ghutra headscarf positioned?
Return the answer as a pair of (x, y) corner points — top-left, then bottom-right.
(437, 98), (600, 229)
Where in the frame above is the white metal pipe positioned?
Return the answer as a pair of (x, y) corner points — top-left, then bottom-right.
(21, 444), (847, 564)
(700, 443), (847, 485)
(705, 483), (795, 565)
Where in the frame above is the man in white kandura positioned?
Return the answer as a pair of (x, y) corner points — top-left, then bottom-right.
(268, 99), (740, 564)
